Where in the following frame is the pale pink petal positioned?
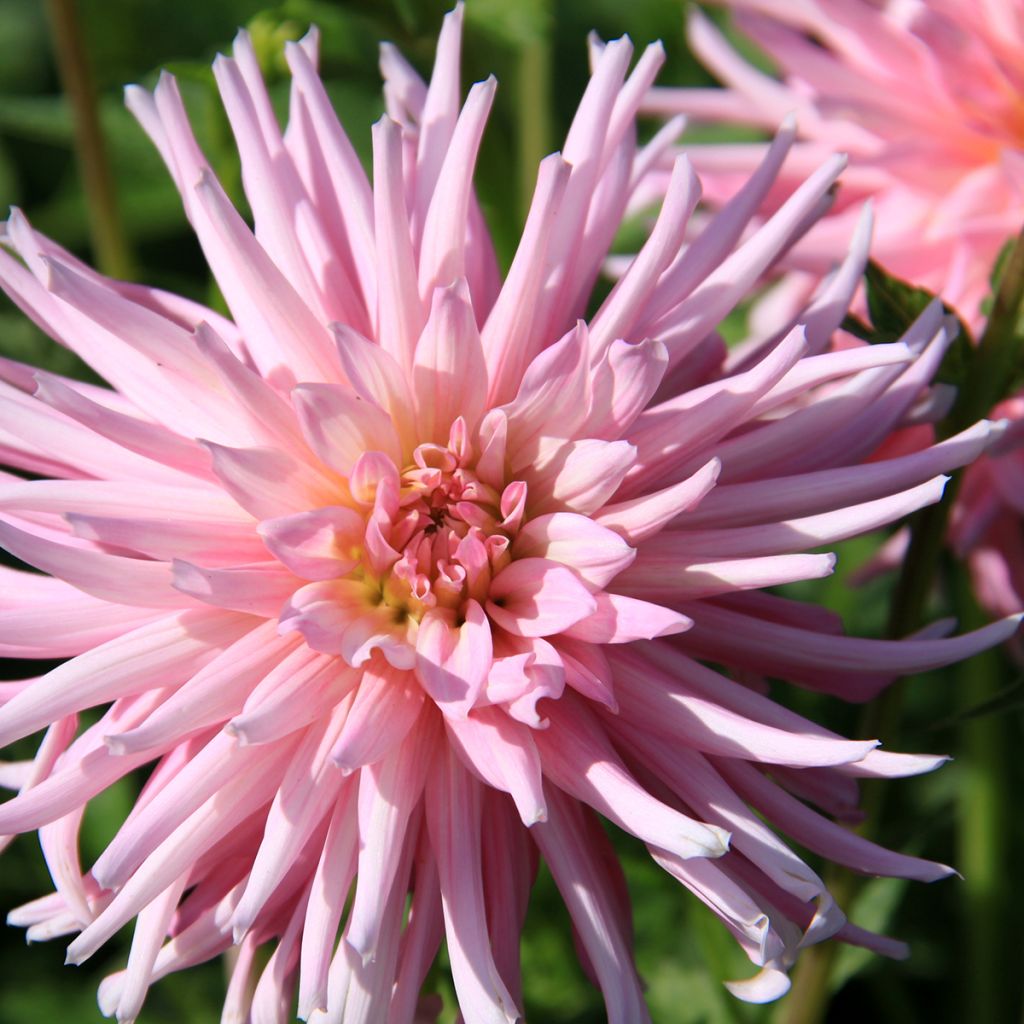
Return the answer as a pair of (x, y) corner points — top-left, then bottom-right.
(227, 655), (355, 747)
(330, 662), (425, 772)
(417, 77), (497, 300)
(588, 154), (700, 357)
(203, 441), (339, 520)
(487, 558), (597, 638)
(512, 512), (635, 588)
(415, 601), (493, 718)
(282, 41), (376, 311)
(257, 507), (364, 581)
(0, 610), (252, 747)
(279, 579), (415, 670)
(535, 694), (730, 860)
(105, 621), (300, 756)
(482, 155), (572, 404)
(292, 383), (402, 475)
(346, 708), (437, 958)
(595, 458), (721, 542)
(91, 733), (297, 892)
(618, 552), (836, 601)
(297, 788), (358, 1019)
(533, 786), (650, 1024)
(230, 714), (348, 938)
(171, 560), (299, 617)
(413, 279), (488, 442)
(528, 438), (636, 516)
(563, 592), (692, 643)
(370, 116), (424, 371)
(446, 706), (546, 825)
(424, 746), (521, 1024)
(579, 337), (669, 441)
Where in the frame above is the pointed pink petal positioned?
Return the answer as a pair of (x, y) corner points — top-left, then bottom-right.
(533, 786), (650, 1024)
(487, 558), (597, 638)
(446, 706), (547, 825)
(257, 506), (365, 580)
(292, 383), (402, 476)
(424, 746), (521, 1024)
(415, 600), (493, 718)
(330, 662), (425, 771)
(346, 709), (437, 958)
(413, 279), (488, 442)
(596, 458), (721, 542)
(171, 560), (299, 617)
(563, 592), (692, 643)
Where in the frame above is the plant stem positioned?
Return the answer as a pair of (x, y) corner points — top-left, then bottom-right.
(515, 8), (552, 226)
(954, 572), (1010, 1024)
(45, 0), (134, 280)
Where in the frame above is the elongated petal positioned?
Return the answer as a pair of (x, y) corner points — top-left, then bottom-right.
(424, 746), (521, 1024)
(446, 706), (546, 825)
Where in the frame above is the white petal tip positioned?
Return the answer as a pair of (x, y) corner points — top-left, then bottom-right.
(223, 721), (251, 746)
(724, 967), (792, 1003)
(102, 735), (130, 756)
(523, 806), (548, 827)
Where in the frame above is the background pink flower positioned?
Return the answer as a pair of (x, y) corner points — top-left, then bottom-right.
(0, 7), (1016, 1022)
(643, 0), (1024, 622)
(643, 0), (1024, 326)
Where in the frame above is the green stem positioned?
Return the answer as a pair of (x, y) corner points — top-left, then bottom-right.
(953, 570), (1009, 1024)
(777, 919), (842, 1024)
(45, 0), (134, 280)
(515, 9), (552, 225)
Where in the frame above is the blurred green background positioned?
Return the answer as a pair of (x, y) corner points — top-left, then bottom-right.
(0, 1), (1022, 1022)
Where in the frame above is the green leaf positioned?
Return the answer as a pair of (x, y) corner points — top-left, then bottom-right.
(929, 673), (1024, 730)
(463, 0), (552, 47)
(860, 260), (973, 390)
(831, 876), (910, 992)
(841, 312), (874, 342)
(245, 11), (305, 80)
(980, 237), (1016, 318)
(951, 225), (1024, 430)
(864, 261), (957, 342)
(0, 94), (74, 144)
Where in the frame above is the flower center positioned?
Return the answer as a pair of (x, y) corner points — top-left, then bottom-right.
(272, 416), (528, 670)
(381, 436), (523, 621)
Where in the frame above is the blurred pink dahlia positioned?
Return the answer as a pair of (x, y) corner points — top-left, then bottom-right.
(643, 0), (1024, 622)
(643, 0), (1024, 327)
(0, 7), (1017, 1023)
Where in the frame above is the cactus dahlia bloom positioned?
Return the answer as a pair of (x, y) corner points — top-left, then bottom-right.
(642, 0), (1024, 327)
(0, 9), (1016, 1023)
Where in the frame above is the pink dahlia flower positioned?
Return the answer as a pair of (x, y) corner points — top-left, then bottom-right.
(643, 0), (1024, 327)
(642, 0), (1024, 621)
(0, 8), (1017, 1022)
